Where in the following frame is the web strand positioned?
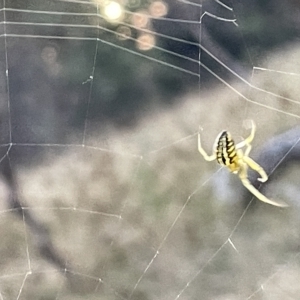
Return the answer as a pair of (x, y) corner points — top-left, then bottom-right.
(0, 4), (298, 119)
(1, 0), (300, 299)
(129, 167), (223, 298)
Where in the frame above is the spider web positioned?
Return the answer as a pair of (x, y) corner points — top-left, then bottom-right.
(1, 0), (300, 299)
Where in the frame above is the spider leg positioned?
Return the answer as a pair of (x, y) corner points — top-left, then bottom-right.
(198, 132), (216, 161)
(236, 120), (256, 150)
(242, 156), (268, 182)
(244, 143), (252, 157)
(238, 164), (288, 207)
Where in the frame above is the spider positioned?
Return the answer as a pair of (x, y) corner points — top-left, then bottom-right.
(198, 120), (287, 207)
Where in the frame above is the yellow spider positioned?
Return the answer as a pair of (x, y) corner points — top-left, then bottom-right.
(198, 120), (287, 207)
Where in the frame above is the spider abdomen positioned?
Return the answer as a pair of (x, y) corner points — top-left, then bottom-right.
(215, 131), (237, 167)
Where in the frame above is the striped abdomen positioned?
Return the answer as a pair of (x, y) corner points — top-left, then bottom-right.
(215, 131), (237, 167)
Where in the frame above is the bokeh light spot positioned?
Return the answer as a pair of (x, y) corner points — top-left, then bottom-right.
(116, 26), (132, 40)
(149, 1), (168, 17)
(131, 10), (149, 28)
(136, 34), (155, 51)
(102, 1), (124, 22)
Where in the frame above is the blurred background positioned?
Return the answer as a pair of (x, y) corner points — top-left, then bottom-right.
(1, 0), (300, 299)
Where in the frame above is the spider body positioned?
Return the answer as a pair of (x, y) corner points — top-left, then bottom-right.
(198, 121), (287, 207)
(215, 131), (238, 171)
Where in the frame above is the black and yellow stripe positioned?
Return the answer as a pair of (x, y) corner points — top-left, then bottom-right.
(215, 131), (237, 166)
